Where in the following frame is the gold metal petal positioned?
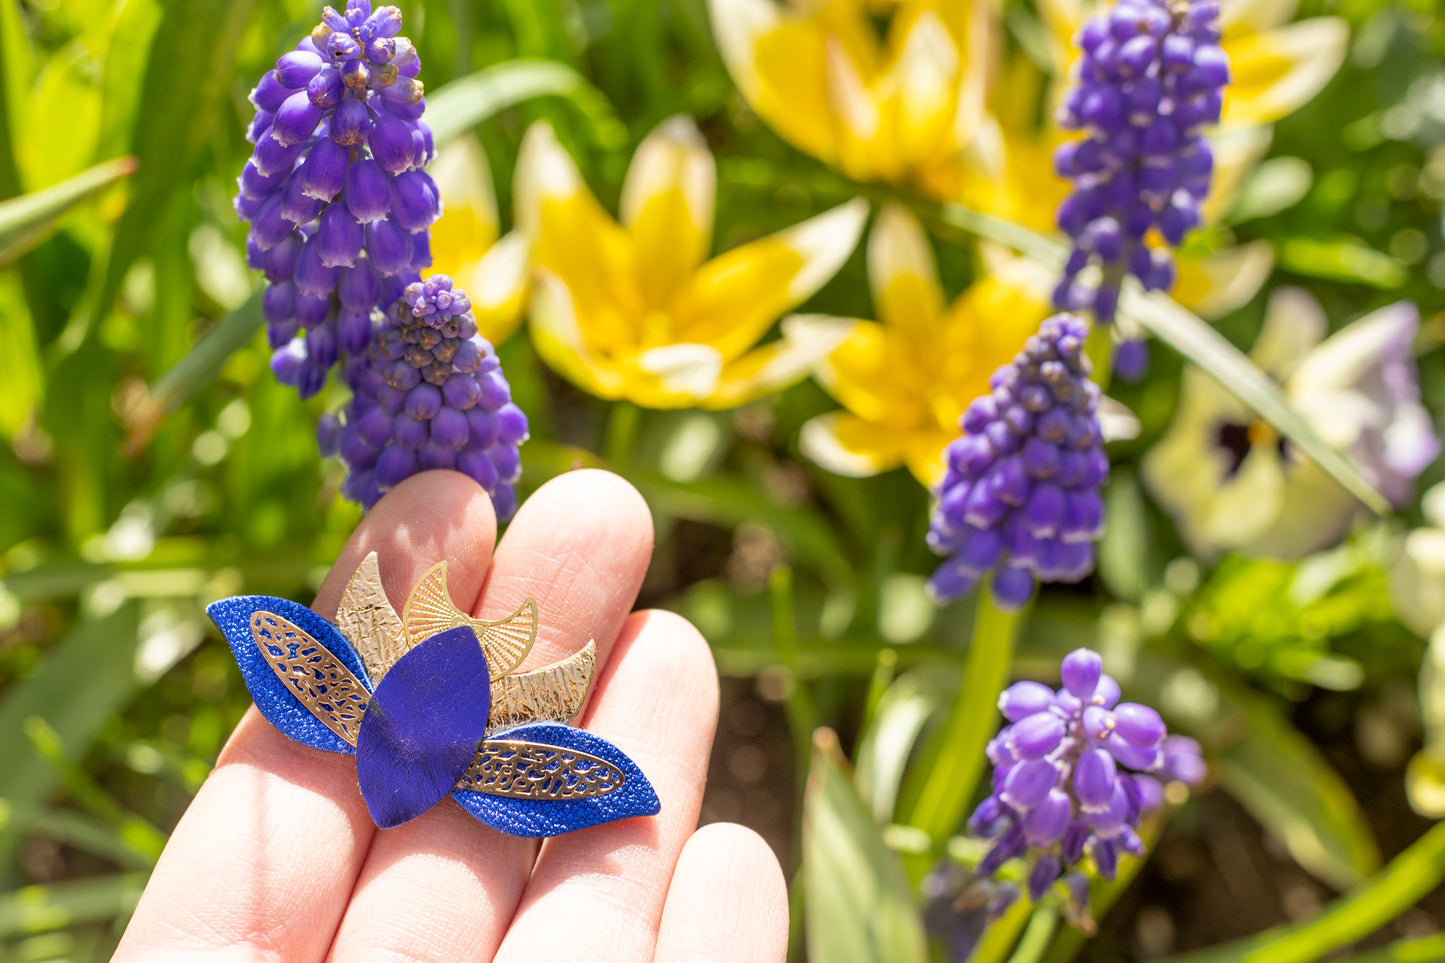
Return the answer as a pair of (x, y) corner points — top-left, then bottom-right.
(488, 639), (595, 730)
(333, 551), (407, 683)
(250, 611), (370, 746)
(456, 737), (625, 799)
(401, 561), (538, 678)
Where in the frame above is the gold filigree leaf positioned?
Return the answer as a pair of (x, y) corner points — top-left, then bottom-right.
(250, 611), (370, 746)
(456, 738), (624, 799)
(333, 551), (406, 683)
(402, 561), (537, 678)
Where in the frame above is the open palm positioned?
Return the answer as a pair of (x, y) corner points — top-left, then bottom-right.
(113, 469), (788, 962)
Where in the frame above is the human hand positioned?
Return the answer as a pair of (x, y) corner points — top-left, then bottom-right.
(114, 469), (788, 962)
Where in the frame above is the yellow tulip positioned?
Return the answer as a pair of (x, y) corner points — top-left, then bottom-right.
(517, 117), (868, 409)
(800, 204), (1052, 486)
(708, 0), (1000, 199)
(425, 135), (530, 345)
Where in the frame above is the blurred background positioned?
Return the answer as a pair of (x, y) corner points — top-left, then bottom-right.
(2, 0), (1445, 960)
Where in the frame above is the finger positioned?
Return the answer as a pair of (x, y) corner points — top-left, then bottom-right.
(653, 823), (789, 963)
(114, 471), (497, 962)
(493, 608), (720, 963)
(325, 469), (655, 962)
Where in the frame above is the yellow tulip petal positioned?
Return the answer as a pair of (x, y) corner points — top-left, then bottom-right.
(620, 115), (717, 307)
(516, 122), (643, 350)
(528, 273), (624, 400)
(868, 204), (944, 336)
(800, 411), (911, 477)
(467, 231), (531, 346)
(827, 35), (893, 180)
(1221, 0), (1300, 37)
(635, 343), (724, 404)
(704, 315), (857, 409)
(815, 318), (932, 426)
(1222, 18), (1348, 127)
(1172, 240), (1274, 319)
(428, 134), (499, 258)
(671, 198), (868, 362)
(903, 429), (954, 488)
(888, 9), (960, 170)
(707, 0), (840, 165)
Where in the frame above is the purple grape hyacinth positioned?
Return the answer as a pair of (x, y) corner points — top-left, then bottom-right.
(969, 648), (1204, 921)
(927, 314), (1107, 610)
(238, 0), (441, 398)
(1052, 0), (1229, 323)
(327, 275), (527, 519)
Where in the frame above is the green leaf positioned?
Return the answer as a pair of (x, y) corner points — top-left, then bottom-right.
(855, 667), (954, 824)
(426, 58), (627, 149)
(1227, 157), (1313, 223)
(124, 287), (263, 452)
(0, 157), (137, 268)
(91, 0), (257, 332)
(803, 729), (929, 963)
(928, 202), (1392, 516)
(0, 605), (143, 882)
(1280, 235), (1409, 289)
(0, 872), (147, 940)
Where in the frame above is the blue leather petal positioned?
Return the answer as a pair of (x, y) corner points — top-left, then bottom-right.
(450, 722), (660, 838)
(206, 595), (373, 754)
(356, 626), (492, 828)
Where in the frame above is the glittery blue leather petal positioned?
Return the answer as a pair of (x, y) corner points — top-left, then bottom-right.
(450, 722), (660, 838)
(206, 595), (373, 754)
(356, 626), (492, 828)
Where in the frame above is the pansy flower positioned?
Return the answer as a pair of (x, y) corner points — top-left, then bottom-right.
(801, 205), (1052, 487)
(1143, 288), (1439, 559)
(518, 117), (867, 409)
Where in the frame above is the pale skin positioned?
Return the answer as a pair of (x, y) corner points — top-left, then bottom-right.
(114, 469), (789, 962)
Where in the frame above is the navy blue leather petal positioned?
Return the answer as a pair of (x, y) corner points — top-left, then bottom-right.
(450, 722), (660, 838)
(356, 625), (492, 829)
(206, 595), (373, 754)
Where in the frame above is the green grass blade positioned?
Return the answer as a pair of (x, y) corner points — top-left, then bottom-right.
(803, 729), (929, 963)
(927, 201), (1392, 516)
(0, 156), (137, 267)
(426, 58), (627, 149)
(0, 872), (147, 940)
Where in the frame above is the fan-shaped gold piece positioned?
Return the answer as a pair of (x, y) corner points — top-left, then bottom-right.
(333, 551), (406, 683)
(455, 738), (624, 799)
(402, 561), (537, 679)
(251, 611), (369, 746)
(489, 639), (595, 730)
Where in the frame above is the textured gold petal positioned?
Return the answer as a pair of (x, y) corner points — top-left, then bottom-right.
(488, 640), (595, 730)
(456, 737), (624, 799)
(402, 561), (538, 678)
(333, 551), (406, 683)
(250, 611), (370, 746)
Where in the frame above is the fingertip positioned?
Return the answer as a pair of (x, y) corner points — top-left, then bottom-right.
(315, 469), (499, 616)
(655, 822), (790, 963)
(604, 609), (719, 725)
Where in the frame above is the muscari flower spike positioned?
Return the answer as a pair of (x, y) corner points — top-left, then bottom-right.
(1052, 0), (1229, 323)
(969, 648), (1205, 925)
(238, 0), (439, 399)
(927, 314), (1107, 610)
(325, 275), (528, 519)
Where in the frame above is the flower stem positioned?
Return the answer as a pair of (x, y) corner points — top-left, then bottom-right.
(902, 586), (1024, 858)
(1160, 820), (1445, 963)
(1005, 906), (1060, 963)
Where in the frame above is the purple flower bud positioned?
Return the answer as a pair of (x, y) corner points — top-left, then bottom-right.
(297, 137), (349, 200)
(1022, 789), (1072, 845)
(263, 280), (296, 322)
(1001, 759), (1057, 810)
(369, 115), (414, 173)
(1028, 855), (1062, 902)
(998, 681), (1055, 722)
(317, 203), (364, 267)
(263, 233), (303, 283)
(249, 193), (294, 249)
(1008, 712), (1066, 760)
(344, 159), (393, 223)
(271, 91), (324, 146)
(276, 50), (326, 89)
(238, 161), (287, 200)
(280, 176), (324, 225)
(252, 134), (307, 178)
(1113, 703), (1166, 746)
(294, 238), (339, 296)
(1162, 735), (1206, 785)
(1061, 648), (1103, 699)
(1090, 838), (1118, 881)
(375, 445), (419, 487)
(1106, 732), (1161, 771)
(337, 307), (373, 354)
(330, 97), (372, 146)
(456, 448), (499, 489)
(389, 170), (439, 231)
(1074, 748), (1117, 811)
(365, 218), (412, 274)
(307, 65), (344, 109)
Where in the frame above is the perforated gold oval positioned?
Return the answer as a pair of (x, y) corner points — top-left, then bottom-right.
(250, 611), (370, 746)
(455, 738), (625, 799)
